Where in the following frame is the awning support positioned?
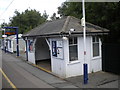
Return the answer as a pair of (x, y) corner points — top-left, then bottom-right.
(45, 38), (51, 50)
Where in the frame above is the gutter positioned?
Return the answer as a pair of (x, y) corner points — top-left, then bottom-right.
(22, 31), (109, 38)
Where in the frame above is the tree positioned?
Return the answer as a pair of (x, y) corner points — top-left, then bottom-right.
(42, 10), (49, 20)
(58, 2), (120, 43)
(50, 13), (59, 20)
(0, 22), (8, 28)
(58, 2), (82, 18)
(8, 9), (48, 34)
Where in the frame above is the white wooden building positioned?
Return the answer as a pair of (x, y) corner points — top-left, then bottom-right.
(5, 34), (25, 53)
(23, 16), (109, 78)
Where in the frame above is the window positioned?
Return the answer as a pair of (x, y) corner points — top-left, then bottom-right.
(69, 37), (78, 61)
(92, 36), (100, 57)
(9, 40), (11, 48)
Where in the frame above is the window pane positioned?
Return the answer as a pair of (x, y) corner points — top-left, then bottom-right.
(69, 38), (72, 44)
(92, 37), (95, 42)
(93, 43), (99, 57)
(74, 37), (77, 44)
(96, 37), (99, 42)
(69, 45), (78, 61)
(9, 40), (11, 48)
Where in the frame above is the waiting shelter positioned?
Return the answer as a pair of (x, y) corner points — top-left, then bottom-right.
(23, 16), (109, 78)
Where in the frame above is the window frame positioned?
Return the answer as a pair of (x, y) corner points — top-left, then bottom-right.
(92, 36), (101, 59)
(69, 37), (78, 62)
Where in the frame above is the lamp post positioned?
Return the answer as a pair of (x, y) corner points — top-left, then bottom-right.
(82, 0), (88, 84)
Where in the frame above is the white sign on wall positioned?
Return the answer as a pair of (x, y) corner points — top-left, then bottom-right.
(57, 41), (63, 47)
(57, 47), (63, 59)
(56, 41), (63, 59)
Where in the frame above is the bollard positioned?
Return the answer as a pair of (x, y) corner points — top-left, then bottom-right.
(83, 63), (88, 84)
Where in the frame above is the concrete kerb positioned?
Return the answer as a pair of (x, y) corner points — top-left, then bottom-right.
(29, 62), (66, 81)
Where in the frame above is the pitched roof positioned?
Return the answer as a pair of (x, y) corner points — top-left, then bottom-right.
(23, 16), (109, 37)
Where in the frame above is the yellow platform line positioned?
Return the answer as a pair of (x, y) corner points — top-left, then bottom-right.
(31, 64), (51, 73)
(0, 68), (18, 90)
(31, 64), (65, 80)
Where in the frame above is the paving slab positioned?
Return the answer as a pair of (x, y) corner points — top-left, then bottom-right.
(3, 52), (76, 88)
(16, 62), (66, 84)
(51, 82), (78, 88)
(7, 51), (120, 89)
(65, 71), (119, 88)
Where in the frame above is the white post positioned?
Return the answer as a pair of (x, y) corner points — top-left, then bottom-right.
(82, 0), (86, 62)
(82, 0), (88, 84)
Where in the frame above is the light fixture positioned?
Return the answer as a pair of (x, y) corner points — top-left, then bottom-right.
(62, 36), (68, 40)
(2, 35), (7, 38)
(18, 34), (22, 38)
(70, 28), (75, 32)
(2, 28), (5, 31)
(69, 28), (75, 35)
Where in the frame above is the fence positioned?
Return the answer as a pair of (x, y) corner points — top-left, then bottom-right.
(102, 43), (119, 75)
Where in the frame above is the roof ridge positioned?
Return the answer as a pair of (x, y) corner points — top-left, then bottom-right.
(60, 16), (71, 33)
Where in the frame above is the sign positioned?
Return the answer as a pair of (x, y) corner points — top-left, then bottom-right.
(57, 41), (63, 47)
(5, 31), (16, 35)
(52, 41), (57, 57)
(81, 17), (85, 26)
(28, 40), (34, 52)
(52, 40), (64, 59)
(57, 47), (63, 59)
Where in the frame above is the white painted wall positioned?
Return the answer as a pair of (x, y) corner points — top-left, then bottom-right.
(90, 37), (102, 72)
(7, 40), (13, 53)
(13, 39), (16, 52)
(50, 36), (102, 78)
(6, 38), (25, 53)
(26, 36), (102, 78)
(28, 52), (35, 64)
(50, 38), (66, 78)
(66, 36), (102, 78)
(19, 39), (26, 52)
(65, 36), (91, 77)
(90, 58), (102, 72)
(27, 38), (36, 64)
(13, 39), (25, 52)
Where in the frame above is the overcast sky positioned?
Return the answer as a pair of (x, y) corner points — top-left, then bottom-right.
(0, 0), (66, 24)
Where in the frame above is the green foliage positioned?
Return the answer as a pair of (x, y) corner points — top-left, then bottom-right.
(58, 2), (120, 43)
(50, 13), (59, 20)
(8, 9), (48, 34)
(0, 22), (8, 28)
(58, 2), (82, 18)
